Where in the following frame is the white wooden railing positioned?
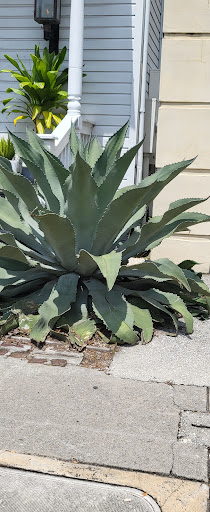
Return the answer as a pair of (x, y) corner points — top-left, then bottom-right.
(39, 115), (93, 168)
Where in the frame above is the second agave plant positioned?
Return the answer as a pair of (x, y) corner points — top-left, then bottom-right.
(0, 122), (209, 346)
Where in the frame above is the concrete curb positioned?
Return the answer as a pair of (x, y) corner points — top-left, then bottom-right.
(0, 451), (208, 512)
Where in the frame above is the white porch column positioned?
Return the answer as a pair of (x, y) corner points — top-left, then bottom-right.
(67, 0), (85, 118)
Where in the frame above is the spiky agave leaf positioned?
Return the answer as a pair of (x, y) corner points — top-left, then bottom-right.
(0, 125), (209, 344)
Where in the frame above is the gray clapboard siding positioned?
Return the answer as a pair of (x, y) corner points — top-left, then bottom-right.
(81, 0), (135, 138)
(0, 0), (136, 154)
(82, 94), (131, 105)
(0, 0), (163, 185)
(60, 0), (138, 185)
(147, 0), (162, 96)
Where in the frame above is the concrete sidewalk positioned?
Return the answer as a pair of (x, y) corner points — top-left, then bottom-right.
(110, 317), (210, 386)
(0, 281), (209, 511)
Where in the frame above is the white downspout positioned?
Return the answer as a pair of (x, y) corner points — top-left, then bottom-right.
(67, 0), (85, 119)
(136, 0), (151, 183)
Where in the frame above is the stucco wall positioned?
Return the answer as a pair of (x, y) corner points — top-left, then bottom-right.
(153, 0), (210, 273)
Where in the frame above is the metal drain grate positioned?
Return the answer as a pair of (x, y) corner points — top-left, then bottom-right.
(0, 467), (161, 512)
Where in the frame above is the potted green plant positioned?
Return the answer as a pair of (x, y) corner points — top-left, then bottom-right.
(1, 46), (68, 134)
(0, 136), (21, 175)
(0, 137), (14, 160)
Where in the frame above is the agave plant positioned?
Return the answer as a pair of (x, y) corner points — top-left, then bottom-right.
(1, 46), (68, 133)
(0, 122), (209, 345)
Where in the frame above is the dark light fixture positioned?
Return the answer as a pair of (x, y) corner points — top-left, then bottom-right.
(34, 0), (61, 54)
(34, 0), (61, 24)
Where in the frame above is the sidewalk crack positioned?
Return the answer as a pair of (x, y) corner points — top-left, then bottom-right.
(207, 388), (209, 413)
(170, 442), (175, 476)
(161, 480), (184, 507)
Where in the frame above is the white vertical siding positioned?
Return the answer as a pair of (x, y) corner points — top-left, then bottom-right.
(146, 0), (162, 96)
